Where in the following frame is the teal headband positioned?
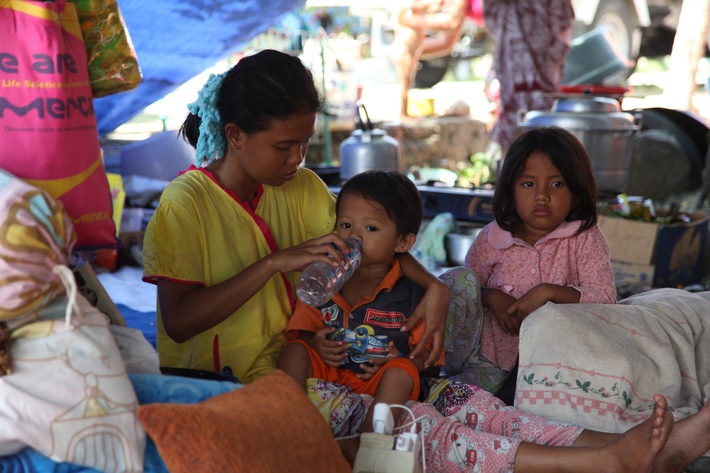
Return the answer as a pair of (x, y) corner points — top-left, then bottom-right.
(187, 71), (228, 166)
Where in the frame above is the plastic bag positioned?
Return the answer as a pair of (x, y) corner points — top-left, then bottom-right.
(0, 0), (118, 249)
(71, 0), (142, 97)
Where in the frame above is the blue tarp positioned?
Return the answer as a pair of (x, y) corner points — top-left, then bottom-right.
(94, 0), (306, 136)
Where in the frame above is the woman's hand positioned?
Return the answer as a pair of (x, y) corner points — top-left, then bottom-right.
(403, 279), (449, 368)
(308, 326), (347, 368)
(267, 233), (349, 274)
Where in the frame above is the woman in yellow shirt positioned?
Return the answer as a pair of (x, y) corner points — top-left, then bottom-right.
(142, 49), (449, 383)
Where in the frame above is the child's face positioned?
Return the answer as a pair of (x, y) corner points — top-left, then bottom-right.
(512, 152), (574, 245)
(335, 193), (408, 267)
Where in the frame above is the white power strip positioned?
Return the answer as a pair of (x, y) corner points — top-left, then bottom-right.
(353, 403), (422, 473)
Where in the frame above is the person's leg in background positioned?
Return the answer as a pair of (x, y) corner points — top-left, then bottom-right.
(392, 0), (467, 118)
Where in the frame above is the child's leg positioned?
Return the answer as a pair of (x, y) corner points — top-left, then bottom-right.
(426, 379), (582, 446)
(361, 366), (414, 433)
(276, 339), (313, 390)
(404, 396), (675, 473)
(439, 267), (510, 393)
(438, 267), (483, 375)
(405, 401), (523, 472)
(355, 358), (420, 433)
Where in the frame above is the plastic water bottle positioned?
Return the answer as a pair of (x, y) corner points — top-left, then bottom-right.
(296, 237), (362, 306)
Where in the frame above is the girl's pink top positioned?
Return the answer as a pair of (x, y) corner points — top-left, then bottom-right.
(465, 220), (616, 371)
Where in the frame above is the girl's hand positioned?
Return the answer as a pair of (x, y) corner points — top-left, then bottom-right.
(356, 342), (401, 380)
(485, 288), (519, 334)
(504, 285), (550, 323)
(308, 326), (347, 367)
(403, 280), (449, 367)
(268, 234), (349, 274)
(505, 284), (581, 326)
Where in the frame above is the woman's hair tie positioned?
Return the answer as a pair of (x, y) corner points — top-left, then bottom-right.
(187, 71), (228, 166)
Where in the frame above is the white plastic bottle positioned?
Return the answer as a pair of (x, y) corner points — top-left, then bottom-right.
(296, 237), (362, 306)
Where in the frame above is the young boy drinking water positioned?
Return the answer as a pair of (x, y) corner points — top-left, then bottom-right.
(278, 170), (435, 435)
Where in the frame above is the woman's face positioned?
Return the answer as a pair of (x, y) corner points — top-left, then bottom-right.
(513, 152), (573, 245)
(335, 193), (407, 268)
(236, 112), (316, 187)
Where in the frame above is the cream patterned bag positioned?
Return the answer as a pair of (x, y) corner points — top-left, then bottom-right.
(0, 170), (145, 472)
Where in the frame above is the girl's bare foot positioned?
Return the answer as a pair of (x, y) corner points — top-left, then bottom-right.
(654, 400), (710, 472)
(598, 394), (674, 473)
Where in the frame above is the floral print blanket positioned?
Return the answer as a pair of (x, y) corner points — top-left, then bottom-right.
(515, 288), (710, 434)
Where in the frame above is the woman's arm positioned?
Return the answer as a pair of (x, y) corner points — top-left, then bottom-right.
(158, 234), (349, 343)
(397, 252), (449, 367)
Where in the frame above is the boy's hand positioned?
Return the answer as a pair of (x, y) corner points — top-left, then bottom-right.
(309, 326), (347, 367)
(356, 342), (401, 380)
(403, 281), (448, 367)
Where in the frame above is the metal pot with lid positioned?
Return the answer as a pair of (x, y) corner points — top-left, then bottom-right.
(518, 96), (640, 194)
(339, 101), (401, 181)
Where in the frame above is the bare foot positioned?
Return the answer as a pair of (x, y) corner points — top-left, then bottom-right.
(654, 400), (710, 472)
(597, 394), (674, 473)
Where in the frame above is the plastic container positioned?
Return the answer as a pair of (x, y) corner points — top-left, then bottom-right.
(120, 130), (196, 181)
(296, 237), (362, 306)
(562, 28), (632, 86)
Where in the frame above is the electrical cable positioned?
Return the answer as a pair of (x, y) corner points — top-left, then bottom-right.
(390, 404), (428, 473)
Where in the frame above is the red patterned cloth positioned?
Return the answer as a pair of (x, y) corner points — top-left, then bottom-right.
(484, 0), (575, 151)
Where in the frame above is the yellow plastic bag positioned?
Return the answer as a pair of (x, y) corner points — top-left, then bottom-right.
(70, 0), (142, 97)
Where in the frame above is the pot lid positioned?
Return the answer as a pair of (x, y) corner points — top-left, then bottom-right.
(521, 95), (636, 131)
(520, 111), (635, 130)
(552, 96), (621, 113)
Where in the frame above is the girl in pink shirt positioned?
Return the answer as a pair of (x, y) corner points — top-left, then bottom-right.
(442, 127), (617, 393)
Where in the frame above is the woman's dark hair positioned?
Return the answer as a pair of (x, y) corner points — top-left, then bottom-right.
(180, 49), (324, 147)
(493, 126), (598, 233)
(336, 170), (423, 236)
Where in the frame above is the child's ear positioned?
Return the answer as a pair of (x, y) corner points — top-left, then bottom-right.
(395, 233), (417, 253)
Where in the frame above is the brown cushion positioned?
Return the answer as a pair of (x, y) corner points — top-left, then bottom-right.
(138, 369), (352, 473)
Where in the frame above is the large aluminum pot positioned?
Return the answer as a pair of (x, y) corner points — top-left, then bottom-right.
(339, 102), (400, 181)
(518, 96), (640, 194)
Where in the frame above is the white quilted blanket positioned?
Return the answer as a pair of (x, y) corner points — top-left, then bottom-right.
(515, 288), (710, 434)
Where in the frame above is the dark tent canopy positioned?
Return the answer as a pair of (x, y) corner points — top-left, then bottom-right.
(94, 0), (306, 137)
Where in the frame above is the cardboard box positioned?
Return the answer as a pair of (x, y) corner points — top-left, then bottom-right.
(598, 211), (709, 288)
(606, 259), (655, 287)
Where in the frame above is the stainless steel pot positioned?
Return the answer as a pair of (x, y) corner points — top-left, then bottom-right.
(339, 101), (400, 181)
(518, 96), (640, 194)
(445, 226), (483, 266)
